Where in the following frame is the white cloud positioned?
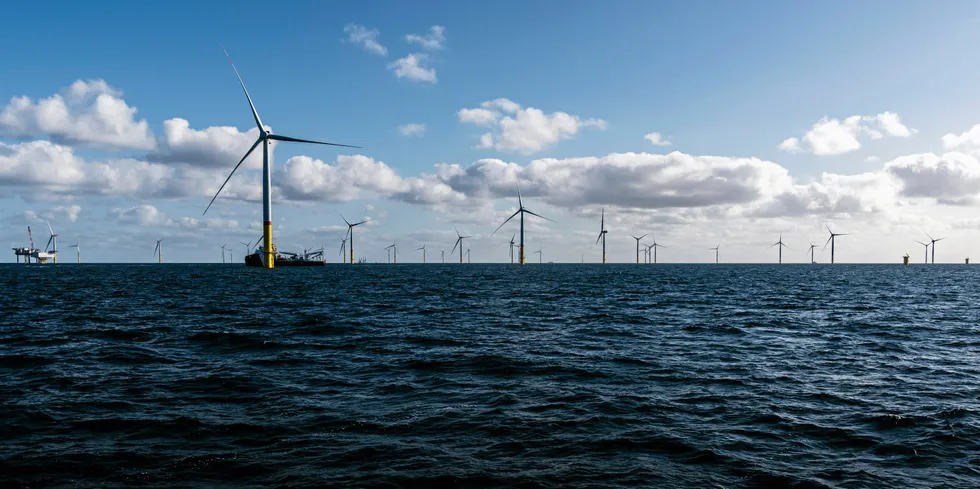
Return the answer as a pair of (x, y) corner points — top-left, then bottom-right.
(884, 152), (980, 204)
(110, 204), (241, 231)
(397, 123), (426, 137)
(0, 80), (155, 150)
(457, 98), (607, 155)
(343, 24), (387, 56)
(780, 112), (915, 155)
(644, 132), (672, 146)
(866, 156), (880, 162)
(149, 118), (269, 169)
(388, 54), (437, 83)
(277, 154), (407, 202)
(941, 123), (980, 151)
(405, 25), (446, 50)
(24, 205), (82, 224)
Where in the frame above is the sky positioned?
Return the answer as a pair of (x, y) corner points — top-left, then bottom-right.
(4, 1), (980, 263)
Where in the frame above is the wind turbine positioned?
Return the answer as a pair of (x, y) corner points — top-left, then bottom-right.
(466, 248), (471, 264)
(220, 244), (228, 263)
(508, 234), (516, 264)
(342, 215), (371, 264)
(339, 235), (349, 263)
(648, 239), (665, 264)
(153, 239), (163, 264)
(770, 234), (788, 264)
(451, 227), (471, 264)
(70, 241), (80, 264)
(596, 208), (608, 263)
(44, 221), (58, 264)
(241, 241), (252, 258)
(710, 245), (720, 264)
(642, 246), (648, 264)
(386, 242), (398, 264)
(807, 243), (817, 263)
(203, 49), (359, 269)
(491, 184), (555, 264)
(535, 247), (543, 264)
(915, 240), (930, 264)
(441, 250), (445, 263)
(926, 233), (945, 264)
(416, 244), (428, 263)
(631, 233), (647, 264)
(824, 226), (849, 264)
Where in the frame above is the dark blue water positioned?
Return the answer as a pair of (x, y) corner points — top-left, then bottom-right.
(2, 264), (979, 488)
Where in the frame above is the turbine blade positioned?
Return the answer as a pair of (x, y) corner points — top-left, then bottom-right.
(925, 232), (934, 241)
(936, 237), (946, 242)
(352, 219), (371, 226)
(824, 235), (833, 249)
(223, 47), (265, 131)
(523, 209), (555, 223)
(451, 237), (461, 254)
(826, 225), (833, 234)
(491, 209), (521, 236)
(516, 182), (523, 209)
(267, 134), (360, 148)
(204, 137), (262, 215)
(340, 213), (352, 226)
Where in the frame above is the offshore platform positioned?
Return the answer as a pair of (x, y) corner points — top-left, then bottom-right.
(11, 226), (58, 264)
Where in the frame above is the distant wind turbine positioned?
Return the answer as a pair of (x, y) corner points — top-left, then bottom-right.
(153, 239), (163, 264)
(416, 244), (427, 263)
(70, 241), (80, 264)
(596, 208), (609, 263)
(770, 234), (788, 264)
(385, 242), (398, 264)
(648, 239), (665, 264)
(926, 233), (945, 264)
(807, 243), (817, 264)
(203, 49), (359, 269)
(241, 241), (252, 258)
(342, 215), (371, 264)
(220, 244), (228, 263)
(508, 234), (516, 264)
(339, 235), (349, 263)
(466, 248), (471, 264)
(491, 183), (555, 264)
(710, 245), (720, 264)
(631, 233), (647, 264)
(535, 247), (543, 264)
(824, 226), (849, 264)
(441, 250), (445, 263)
(915, 240), (930, 264)
(452, 227), (472, 264)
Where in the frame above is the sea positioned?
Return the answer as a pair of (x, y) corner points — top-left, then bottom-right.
(1, 263), (978, 488)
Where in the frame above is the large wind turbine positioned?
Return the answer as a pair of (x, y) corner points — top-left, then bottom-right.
(491, 184), (554, 264)
(631, 233), (647, 264)
(153, 239), (163, 264)
(203, 49), (359, 269)
(70, 241), (80, 264)
(452, 227), (472, 264)
(770, 234), (788, 264)
(342, 215), (371, 264)
(710, 245), (720, 264)
(824, 226), (848, 264)
(926, 233), (945, 264)
(416, 244), (428, 263)
(915, 240), (930, 264)
(596, 208), (608, 263)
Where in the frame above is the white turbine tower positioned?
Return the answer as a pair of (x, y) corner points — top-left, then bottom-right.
(204, 49), (359, 269)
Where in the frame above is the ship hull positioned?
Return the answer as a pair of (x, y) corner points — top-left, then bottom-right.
(244, 253), (324, 267)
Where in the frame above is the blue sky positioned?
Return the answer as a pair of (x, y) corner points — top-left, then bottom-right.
(4, 1), (980, 263)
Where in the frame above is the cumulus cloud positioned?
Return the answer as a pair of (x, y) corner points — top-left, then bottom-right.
(397, 123), (426, 137)
(148, 118), (270, 169)
(277, 154), (407, 201)
(884, 152), (980, 204)
(644, 132), (672, 146)
(343, 24), (387, 56)
(388, 54), (437, 83)
(0, 80), (155, 150)
(457, 98), (607, 154)
(941, 124), (980, 151)
(110, 204), (241, 230)
(405, 25), (446, 50)
(779, 112), (915, 155)
(25, 205), (82, 224)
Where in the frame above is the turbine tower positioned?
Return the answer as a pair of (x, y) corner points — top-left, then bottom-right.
(70, 241), (80, 264)
(926, 233), (945, 264)
(915, 240), (930, 264)
(535, 247), (543, 264)
(203, 49), (359, 269)
(466, 248), (471, 264)
(339, 236), (349, 263)
(770, 234), (788, 264)
(824, 226), (848, 264)
(631, 233), (647, 264)
(416, 244), (428, 263)
(491, 184), (554, 264)
(441, 250), (445, 263)
(241, 241), (252, 259)
(508, 234), (516, 264)
(596, 208), (608, 263)
(452, 227), (471, 264)
(807, 243), (817, 263)
(385, 242), (398, 264)
(44, 221), (58, 264)
(710, 245), (720, 264)
(342, 215), (371, 264)
(220, 244), (228, 263)
(648, 239), (665, 264)
(153, 239), (163, 264)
